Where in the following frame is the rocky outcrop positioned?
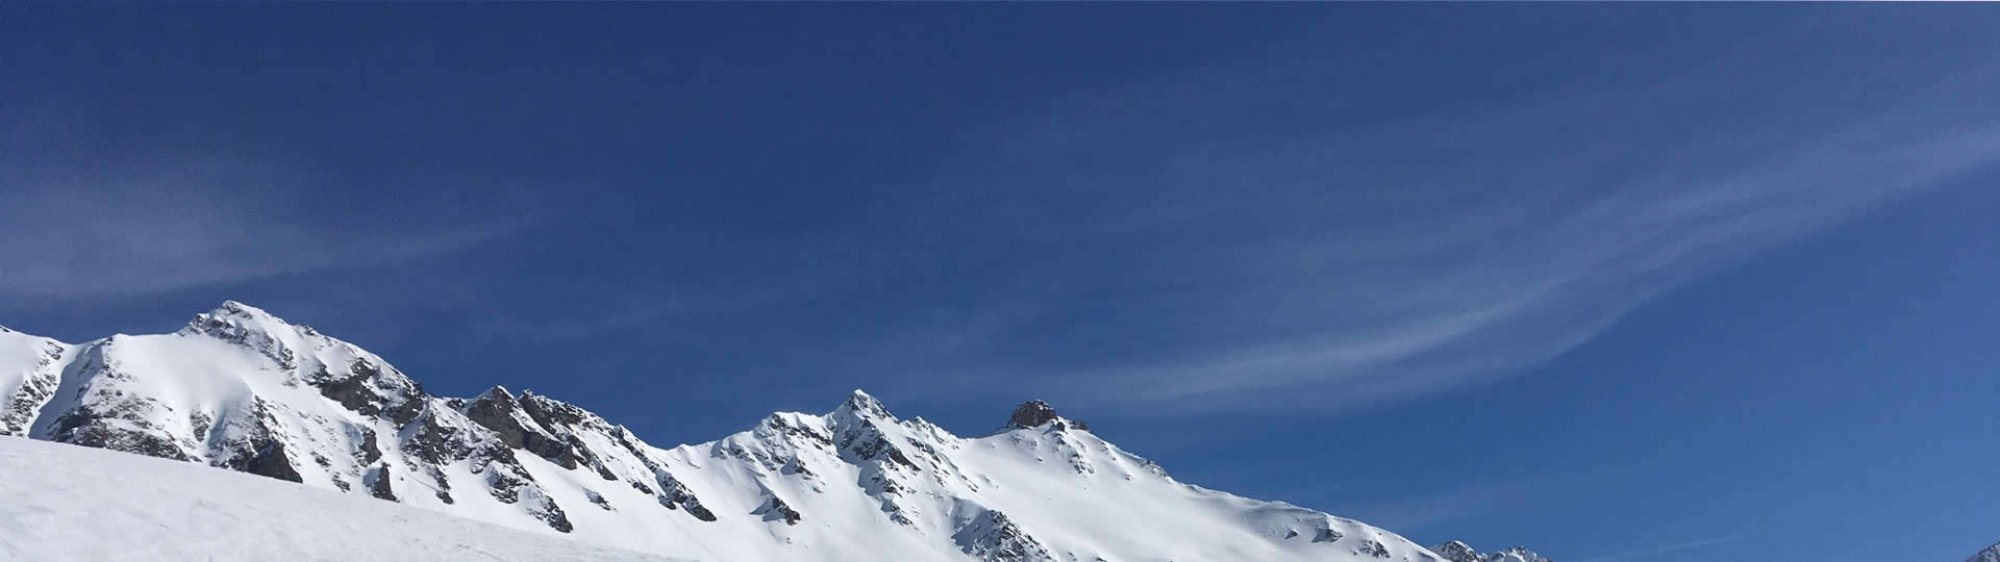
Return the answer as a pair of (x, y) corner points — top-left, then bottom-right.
(953, 505), (1052, 562)
(461, 387), (580, 469)
(1436, 540), (1481, 562)
(753, 496), (802, 525)
(0, 336), (65, 437)
(1434, 541), (1553, 562)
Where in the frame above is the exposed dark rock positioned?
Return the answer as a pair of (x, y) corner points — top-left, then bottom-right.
(227, 438), (304, 483)
(655, 473), (717, 521)
(759, 413), (834, 447)
(1359, 539), (1390, 558)
(49, 401), (192, 461)
(366, 465), (398, 501)
(400, 407), (472, 465)
(1435, 541), (1481, 562)
(518, 392), (591, 431)
(953, 507), (1051, 562)
(310, 358), (427, 425)
(1432, 541), (1554, 562)
(355, 428), (382, 465)
(835, 390), (892, 419)
(462, 387), (580, 469)
(1312, 528), (1344, 543)
(539, 504), (574, 533)
(835, 420), (918, 470)
(754, 496), (802, 525)
(187, 412), (212, 443)
(0, 341), (63, 436)
(1006, 400), (1061, 429)
(203, 399), (307, 483)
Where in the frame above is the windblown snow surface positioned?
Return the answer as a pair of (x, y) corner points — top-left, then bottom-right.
(0, 302), (1490, 561)
(0, 436), (680, 561)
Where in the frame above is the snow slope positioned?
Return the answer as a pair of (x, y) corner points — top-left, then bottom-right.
(0, 436), (680, 561)
(0, 302), (1465, 561)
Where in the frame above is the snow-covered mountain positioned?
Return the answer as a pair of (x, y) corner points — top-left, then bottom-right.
(0, 436), (683, 561)
(0, 301), (1505, 561)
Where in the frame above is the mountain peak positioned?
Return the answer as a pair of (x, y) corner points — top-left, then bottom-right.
(1434, 541), (1553, 562)
(832, 389), (892, 419)
(1434, 541), (1480, 562)
(183, 300), (296, 334)
(211, 300), (278, 320)
(476, 385), (518, 404)
(1007, 399), (1086, 430)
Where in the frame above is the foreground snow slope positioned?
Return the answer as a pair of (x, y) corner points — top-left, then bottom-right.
(0, 436), (680, 562)
(0, 302), (1454, 561)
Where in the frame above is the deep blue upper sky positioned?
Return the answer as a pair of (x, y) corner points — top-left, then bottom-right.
(5, 5), (1999, 561)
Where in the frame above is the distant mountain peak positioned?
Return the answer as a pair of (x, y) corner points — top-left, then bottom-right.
(1969, 541), (2000, 562)
(180, 300), (309, 342)
(1435, 541), (1554, 562)
(203, 299), (283, 323)
(832, 388), (894, 420)
(1005, 399), (1088, 431)
(1435, 540), (1480, 562)
(477, 385), (517, 402)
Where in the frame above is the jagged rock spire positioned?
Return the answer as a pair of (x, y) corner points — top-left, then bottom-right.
(1007, 400), (1061, 429)
(1435, 541), (1480, 562)
(1005, 399), (1092, 432)
(1433, 541), (1553, 562)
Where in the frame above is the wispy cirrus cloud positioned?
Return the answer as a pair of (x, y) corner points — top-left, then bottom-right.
(1058, 93), (2000, 414)
(1577, 536), (1740, 562)
(0, 151), (536, 303)
(891, 28), (2000, 415)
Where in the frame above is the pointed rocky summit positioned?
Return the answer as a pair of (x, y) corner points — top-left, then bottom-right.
(1005, 399), (1087, 431)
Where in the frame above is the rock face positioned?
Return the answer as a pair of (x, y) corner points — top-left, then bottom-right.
(2, 302), (669, 535)
(953, 505), (1052, 562)
(1005, 399), (1088, 431)
(1, 301), (1458, 562)
(1433, 541), (1554, 562)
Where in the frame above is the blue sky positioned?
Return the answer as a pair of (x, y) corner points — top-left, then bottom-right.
(4, 5), (1998, 561)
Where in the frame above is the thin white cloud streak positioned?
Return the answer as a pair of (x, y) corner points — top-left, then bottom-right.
(1577, 536), (1740, 562)
(1099, 115), (1999, 413)
(0, 158), (533, 301)
(963, 50), (2000, 414)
